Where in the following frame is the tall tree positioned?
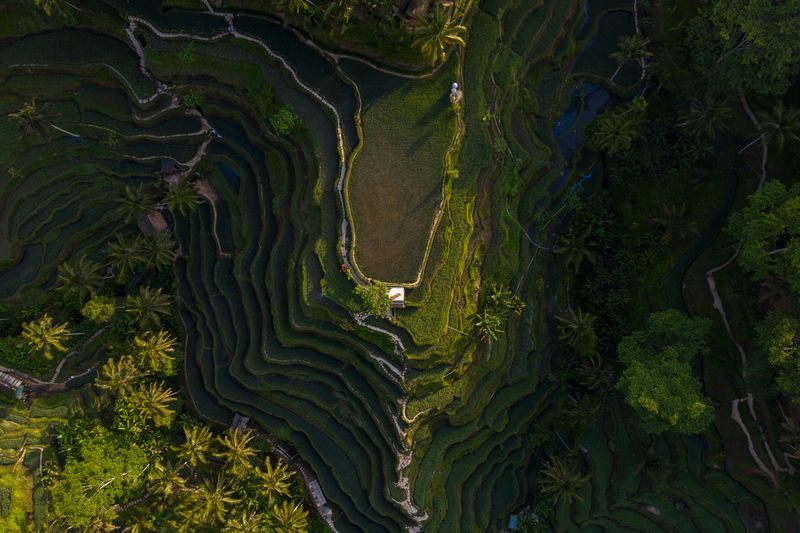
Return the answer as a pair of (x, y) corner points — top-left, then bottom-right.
(58, 255), (103, 302)
(106, 235), (147, 283)
(648, 203), (698, 243)
(143, 233), (177, 271)
(118, 185), (156, 225)
(756, 312), (800, 402)
(473, 307), (504, 341)
(538, 455), (589, 506)
(132, 330), (176, 374)
(216, 429), (257, 478)
(255, 456), (294, 504)
(727, 180), (800, 291)
(755, 101), (800, 154)
(269, 500), (309, 533)
(677, 93), (731, 139)
(125, 287), (172, 329)
(95, 355), (144, 396)
(165, 177), (200, 216)
(21, 314), (71, 359)
(148, 461), (186, 498)
(413, 5), (467, 66)
(609, 34), (651, 83)
(617, 311), (713, 434)
(176, 425), (214, 471)
(555, 308), (598, 356)
(184, 475), (240, 526)
(554, 227), (597, 273)
(8, 99), (50, 138)
(126, 381), (177, 428)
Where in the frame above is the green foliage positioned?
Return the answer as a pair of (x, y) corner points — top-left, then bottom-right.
(21, 314), (71, 359)
(178, 42), (199, 66)
(728, 180), (800, 291)
(182, 89), (202, 109)
(756, 312), (800, 402)
(617, 311), (713, 434)
(412, 4), (466, 66)
(686, 0), (800, 97)
(0, 486), (11, 518)
(269, 106), (299, 135)
(354, 281), (391, 316)
(51, 426), (149, 528)
(80, 296), (116, 324)
(586, 98), (647, 156)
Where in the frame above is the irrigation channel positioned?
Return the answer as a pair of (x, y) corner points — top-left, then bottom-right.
(0, 0), (777, 530)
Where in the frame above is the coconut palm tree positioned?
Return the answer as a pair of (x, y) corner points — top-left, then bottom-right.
(269, 500), (309, 533)
(58, 255), (103, 301)
(216, 428), (257, 478)
(106, 235), (147, 283)
(143, 233), (177, 271)
(166, 177), (200, 216)
(148, 461), (186, 497)
(129, 381), (176, 428)
(255, 456), (294, 504)
(473, 307), (504, 341)
(321, 0), (354, 35)
(756, 101), (800, 153)
(176, 425), (214, 470)
(185, 475), (240, 526)
(118, 185), (156, 225)
(8, 99), (50, 138)
(95, 355), (144, 396)
(34, 0), (67, 16)
(677, 93), (731, 139)
(285, 0), (309, 14)
(413, 5), (467, 66)
(125, 287), (172, 329)
(223, 510), (266, 532)
(132, 330), (176, 374)
(21, 314), (71, 359)
(648, 203), (697, 242)
(555, 308), (598, 356)
(609, 34), (651, 83)
(554, 227), (597, 273)
(588, 112), (641, 155)
(538, 455), (589, 505)
(575, 354), (615, 391)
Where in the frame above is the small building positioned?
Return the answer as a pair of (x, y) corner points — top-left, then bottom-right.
(308, 479), (327, 510)
(388, 287), (405, 309)
(137, 210), (168, 237)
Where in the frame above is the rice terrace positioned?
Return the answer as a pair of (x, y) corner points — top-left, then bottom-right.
(0, 0), (799, 531)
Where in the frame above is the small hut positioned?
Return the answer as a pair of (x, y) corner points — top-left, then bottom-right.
(388, 287), (406, 309)
(137, 210), (168, 237)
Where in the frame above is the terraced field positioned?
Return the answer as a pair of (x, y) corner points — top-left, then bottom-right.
(0, 0), (781, 531)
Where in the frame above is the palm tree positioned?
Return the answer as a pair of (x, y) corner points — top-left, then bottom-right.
(21, 314), (71, 359)
(106, 235), (147, 283)
(269, 500), (309, 532)
(58, 255), (103, 301)
(255, 456), (294, 504)
(132, 330), (176, 373)
(285, 0), (309, 15)
(118, 185), (156, 225)
(125, 287), (172, 328)
(755, 101), (800, 153)
(575, 354), (615, 391)
(648, 203), (697, 242)
(413, 5), (467, 66)
(588, 112), (641, 155)
(488, 286), (525, 316)
(129, 381), (177, 427)
(216, 428), (257, 477)
(321, 0), (354, 35)
(609, 34), (651, 83)
(176, 425), (214, 470)
(95, 355), (144, 395)
(224, 510), (266, 532)
(166, 177), (200, 216)
(148, 461), (186, 497)
(554, 227), (597, 273)
(473, 307), (504, 341)
(555, 308), (598, 356)
(538, 455), (589, 505)
(677, 93), (731, 139)
(185, 475), (240, 526)
(143, 233), (177, 270)
(34, 0), (66, 16)
(8, 99), (50, 138)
